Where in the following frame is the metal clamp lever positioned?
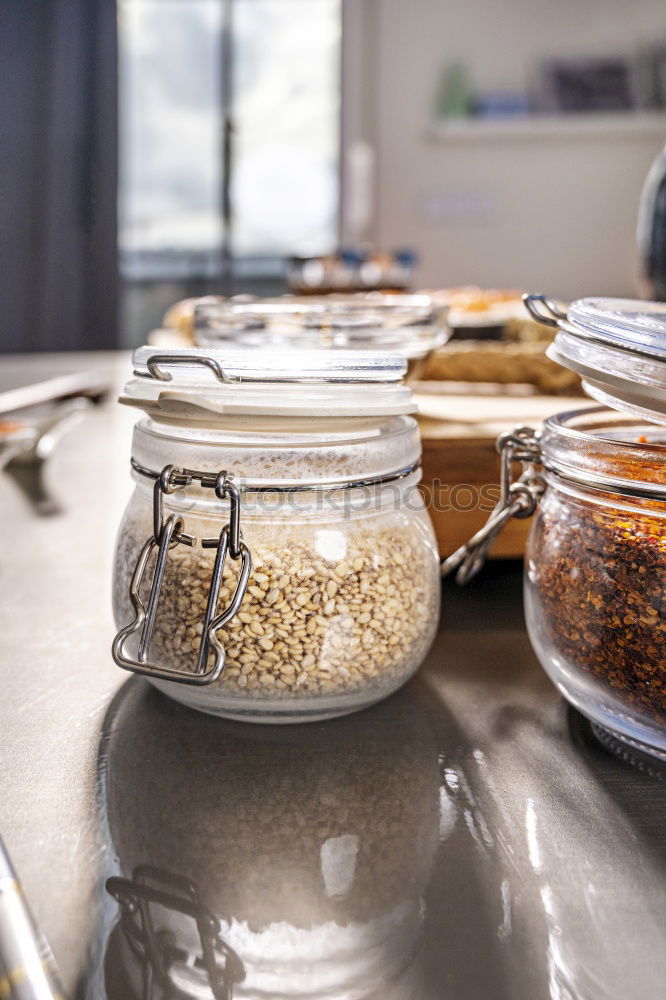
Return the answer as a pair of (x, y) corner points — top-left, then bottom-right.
(441, 426), (545, 584)
(134, 353), (233, 383)
(522, 293), (568, 328)
(112, 466), (252, 685)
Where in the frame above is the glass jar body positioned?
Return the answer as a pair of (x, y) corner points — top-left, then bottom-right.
(113, 469), (440, 723)
(525, 476), (666, 757)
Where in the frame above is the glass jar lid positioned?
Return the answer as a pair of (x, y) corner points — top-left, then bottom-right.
(121, 346), (416, 420)
(193, 293), (450, 360)
(568, 298), (666, 357)
(524, 295), (666, 425)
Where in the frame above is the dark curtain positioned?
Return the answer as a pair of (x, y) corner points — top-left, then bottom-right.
(0, 0), (118, 352)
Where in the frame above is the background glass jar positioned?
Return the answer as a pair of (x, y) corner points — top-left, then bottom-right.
(192, 293), (450, 381)
(112, 348), (440, 722)
(524, 408), (666, 758)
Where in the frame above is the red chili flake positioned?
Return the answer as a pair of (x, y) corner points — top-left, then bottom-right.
(531, 489), (666, 723)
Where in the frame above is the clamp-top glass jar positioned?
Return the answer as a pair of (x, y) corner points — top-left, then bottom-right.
(193, 293), (450, 381)
(447, 296), (666, 759)
(112, 347), (440, 722)
(525, 407), (665, 756)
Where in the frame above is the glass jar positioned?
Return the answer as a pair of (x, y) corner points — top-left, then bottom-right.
(447, 295), (666, 760)
(192, 293), (450, 381)
(525, 408), (666, 757)
(111, 347), (440, 722)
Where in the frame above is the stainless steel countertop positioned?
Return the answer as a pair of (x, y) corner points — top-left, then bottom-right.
(0, 353), (664, 1000)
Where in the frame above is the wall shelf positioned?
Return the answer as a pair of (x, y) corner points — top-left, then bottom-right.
(428, 112), (666, 143)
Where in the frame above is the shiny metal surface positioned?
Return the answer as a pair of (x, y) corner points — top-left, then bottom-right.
(0, 836), (66, 1000)
(0, 353), (664, 1000)
(112, 462), (252, 687)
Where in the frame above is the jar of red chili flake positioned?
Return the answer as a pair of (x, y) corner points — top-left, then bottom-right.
(444, 296), (666, 760)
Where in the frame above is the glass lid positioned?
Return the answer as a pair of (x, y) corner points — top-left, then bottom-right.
(567, 298), (666, 359)
(524, 294), (666, 425)
(131, 344), (406, 383)
(193, 293), (450, 359)
(121, 346), (416, 421)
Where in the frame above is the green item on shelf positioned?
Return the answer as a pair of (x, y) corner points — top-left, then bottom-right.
(436, 62), (471, 120)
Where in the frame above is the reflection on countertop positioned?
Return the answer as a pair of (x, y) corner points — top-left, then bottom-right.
(96, 681), (441, 999)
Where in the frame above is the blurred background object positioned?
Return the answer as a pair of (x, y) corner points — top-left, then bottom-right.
(287, 248), (418, 294)
(638, 141), (666, 298)
(192, 292), (449, 379)
(537, 57), (637, 114)
(118, 0), (342, 346)
(419, 287), (583, 394)
(0, 0), (118, 352)
(1, 0), (666, 353)
(0, 369), (108, 514)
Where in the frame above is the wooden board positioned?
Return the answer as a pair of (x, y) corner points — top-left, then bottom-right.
(414, 386), (593, 558)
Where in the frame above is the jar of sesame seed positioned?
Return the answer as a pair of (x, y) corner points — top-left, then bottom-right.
(111, 346), (440, 722)
(445, 296), (666, 759)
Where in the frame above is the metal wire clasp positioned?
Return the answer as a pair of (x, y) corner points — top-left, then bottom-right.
(106, 866), (245, 1000)
(112, 465), (252, 685)
(441, 427), (546, 584)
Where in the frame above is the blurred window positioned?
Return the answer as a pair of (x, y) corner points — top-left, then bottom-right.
(118, 0), (341, 279)
(231, 0), (341, 257)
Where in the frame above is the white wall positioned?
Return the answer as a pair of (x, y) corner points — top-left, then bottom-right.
(343, 0), (666, 298)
